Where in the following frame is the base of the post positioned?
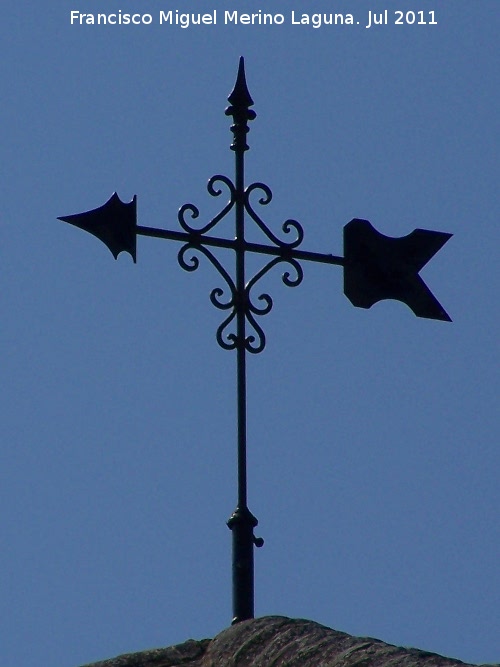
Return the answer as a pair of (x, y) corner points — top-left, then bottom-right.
(227, 505), (264, 623)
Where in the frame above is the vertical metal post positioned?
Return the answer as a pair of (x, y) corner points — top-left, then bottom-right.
(226, 57), (262, 624)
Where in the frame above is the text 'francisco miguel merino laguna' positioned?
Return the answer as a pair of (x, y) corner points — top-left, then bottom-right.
(70, 10), (357, 28)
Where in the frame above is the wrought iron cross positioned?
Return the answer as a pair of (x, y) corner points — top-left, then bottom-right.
(59, 57), (452, 625)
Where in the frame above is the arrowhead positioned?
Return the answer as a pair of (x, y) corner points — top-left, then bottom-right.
(227, 56), (255, 111)
(59, 192), (137, 262)
(344, 219), (452, 321)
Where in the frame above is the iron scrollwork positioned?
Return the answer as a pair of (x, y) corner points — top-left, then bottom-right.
(245, 182), (304, 249)
(177, 174), (305, 354)
(178, 174), (236, 236)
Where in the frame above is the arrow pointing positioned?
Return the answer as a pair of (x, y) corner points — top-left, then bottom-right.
(343, 218), (452, 321)
(58, 192), (137, 263)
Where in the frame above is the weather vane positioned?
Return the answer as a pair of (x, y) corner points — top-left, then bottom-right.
(59, 57), (451, 625)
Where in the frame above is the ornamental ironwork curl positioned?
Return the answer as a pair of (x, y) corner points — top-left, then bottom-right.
(244, 182), (304, 249)
(176, 171), (306, 354)
(176, 171), (307, 354)
(243, 255), (304, 354)
(178, 240), (236, 303)
(178, 174), (236, 235)
(177, 237), (304, 354)
(216, 309), (239, 351)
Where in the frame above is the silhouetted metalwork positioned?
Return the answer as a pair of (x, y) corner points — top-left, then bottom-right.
(60, 192), (137, 263)
(59, 57), (452, 625)
(344, 219), (451, 321)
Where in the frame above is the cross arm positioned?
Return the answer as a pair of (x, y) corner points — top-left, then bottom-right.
(137, 224), (344, 267)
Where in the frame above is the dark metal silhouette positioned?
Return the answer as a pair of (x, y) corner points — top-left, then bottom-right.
(60, 192), (137, 262)
(59, 57), (452, 625)
(344, 219), (452, 321)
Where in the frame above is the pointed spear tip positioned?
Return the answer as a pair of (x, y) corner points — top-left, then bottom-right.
(228, 56), (254, 109)
(57, 192), (137, 263)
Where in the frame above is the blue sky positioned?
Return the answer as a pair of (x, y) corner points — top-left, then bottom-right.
(1, 1), (498, 666)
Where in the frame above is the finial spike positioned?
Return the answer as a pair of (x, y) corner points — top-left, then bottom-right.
(225, 57), (256, 152)
(227, 57), (254, 110)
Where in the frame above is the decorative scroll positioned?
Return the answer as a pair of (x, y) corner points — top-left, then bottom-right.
(243, 256), (304, 353)
(176, 169), (307, 354)
(178, 175), (236, 235)
(245, 182), (304, 249)
(177, 242), (238, 351)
